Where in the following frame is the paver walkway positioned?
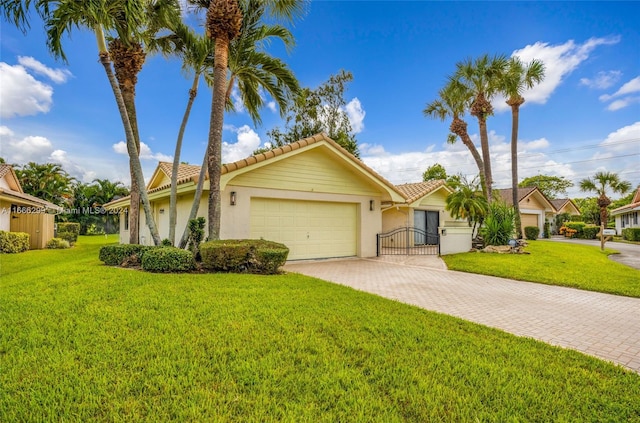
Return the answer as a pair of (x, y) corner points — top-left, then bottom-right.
(284, 258), (640, 373)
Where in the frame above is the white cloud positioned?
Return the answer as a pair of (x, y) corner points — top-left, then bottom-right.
(600, 121), (640, 152)
(0, 62), (54, 118)
(345, 98), (366, 133)
(230, 85), (245, 113)
(494, 36), (621, 112)
(606, 97), (640, 111)
(579, 70), (622, 89)
(521, 138), (550, 150)
(17, 56), (72, 84)
(267, 101), (277, 113)
(222, 125), (262, 163)
(112, 141), (173, 162)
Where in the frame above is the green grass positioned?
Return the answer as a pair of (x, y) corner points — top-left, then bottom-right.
(442, 240), (640, 297)
(1, 237), (639, 421)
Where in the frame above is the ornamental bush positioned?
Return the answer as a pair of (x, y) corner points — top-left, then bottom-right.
(524, 226), (539, 240)
(0, 230), (29, 253)
(622, 228), (640, 242)
(46, 237), (70, 249)
(581, 225), (600, 240)
(141, 247), (195, 273)
(480, 201), (515, 246)
(565, 222), (586, 238)
(99, 244), (154, 266)
(200, 239), (289, 274)
(57, 222), (80, 244)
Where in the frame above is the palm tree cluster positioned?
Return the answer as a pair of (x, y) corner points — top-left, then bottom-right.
(2, 0), (304, 245)
(425, 54), (545, 239)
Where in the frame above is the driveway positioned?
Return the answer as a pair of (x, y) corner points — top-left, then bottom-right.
(544, 237), (640, 270)
(284, 257), (640, 373)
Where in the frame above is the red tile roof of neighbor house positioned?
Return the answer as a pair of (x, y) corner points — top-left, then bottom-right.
(611, 186), (640, 213)
(394, 180), (449, 204)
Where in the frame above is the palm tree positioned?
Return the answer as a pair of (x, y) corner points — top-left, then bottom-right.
(501, 57), (545, 238)
(15, 162), (76, 206)
(188, 0), (304, 240)
(579, 171), (631, 250)
(108, 0), (181, 244)
(445, 175), (488, 239)
(455, 54), (508, 203)
(0, 0), (166, 244)
(424, 77), (486, 197)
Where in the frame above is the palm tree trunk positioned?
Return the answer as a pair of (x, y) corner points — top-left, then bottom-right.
(95, 26), (160, 245)
(207, 38), (229, 240)
(511, 104), (522, 238)
(478, 117), (493, 202)
(459, 132), (486, 197)
(169, 73), (201, 245)
(178, 152), (208, 249)
(122, 91), (142, 244)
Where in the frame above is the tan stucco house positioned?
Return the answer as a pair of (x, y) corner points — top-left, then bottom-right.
(611, 186), (640, 235)
(106, 133), (472, 259)
(496, 187), (557, 236)
(0, 164), (61, 249)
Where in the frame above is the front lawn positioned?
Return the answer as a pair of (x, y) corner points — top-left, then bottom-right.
(442, 240), (640, 297)
(1, 237), (639, 421)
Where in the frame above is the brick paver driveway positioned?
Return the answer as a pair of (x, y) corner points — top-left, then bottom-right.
(284, 258), (640, 373)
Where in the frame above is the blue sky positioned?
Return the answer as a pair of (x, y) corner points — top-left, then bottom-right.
(1, 1), (639, 199)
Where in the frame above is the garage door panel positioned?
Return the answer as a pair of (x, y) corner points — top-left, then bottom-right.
(250, 198), (357, 260)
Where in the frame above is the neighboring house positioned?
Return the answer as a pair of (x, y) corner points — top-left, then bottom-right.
(0, 164), (61, 249)
(106, 133), (471, 259)
(496, 187), (556, 236)
(611, 186), (640, 235)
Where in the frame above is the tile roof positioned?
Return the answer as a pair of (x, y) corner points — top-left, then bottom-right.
(395, 180), (448, 203)
(611, 186), (640, 214)
(0, 188), (61, 210)
(149, 162), (204, 194)
(0, 164), (13, 179)
(495, 187), (537, 207)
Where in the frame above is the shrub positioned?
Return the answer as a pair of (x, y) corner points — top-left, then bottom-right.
(565, 222), (586, 238)
(99, 244), (153, 266)
(581, 225), (599, 240)
(543, 221), (550, 239)
(0, 230), (30, 253)
(622, 228), (640, 242)
(46, 237), (70, 249)
(141, 247), (195, 273)
(57, 222), (80, 244)
(524, 226), (539, 240)
(480, 201), (515, 246)
(201, 239), (289, 274)
(161, 238), (173, 246)
(187, 217), (206, 260)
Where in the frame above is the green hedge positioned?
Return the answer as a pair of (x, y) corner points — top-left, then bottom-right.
(622, 227), (640, 242)
(57, 222), (80, 244)
(200, 239), (289, 274)
(46, 237), (70, 249)
(141, 247), (195, 273)
(524, 226), (539, 240)
(565, 222), (586, 238)
(99, 244), (154, 266)
(581, 225), (600, 240)
(0, 230), (29, 253)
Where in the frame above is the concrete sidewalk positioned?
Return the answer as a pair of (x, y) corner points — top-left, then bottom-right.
(284, 258), (640, 373)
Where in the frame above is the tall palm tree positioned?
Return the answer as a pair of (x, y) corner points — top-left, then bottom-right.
(579, 171), (631, 250)
(455, 54), (508, 203)
(1, 0), (166, 244)
(15, 162), (76, 206)
(108, 0), (181, 244)
(501, 57), (545, 238)
(171, 0), (299, 247)
(424, 77), (486, 197)
(189, 0), (304, 240)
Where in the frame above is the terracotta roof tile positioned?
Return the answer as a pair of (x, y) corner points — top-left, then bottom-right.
(611, 187), (640, 213)
(395, 180), (447, 203)
(149, 162), (204, 194)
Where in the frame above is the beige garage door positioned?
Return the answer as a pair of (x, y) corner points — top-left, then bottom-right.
(521, 213), (539, 229)
(250, 198), (357, 260)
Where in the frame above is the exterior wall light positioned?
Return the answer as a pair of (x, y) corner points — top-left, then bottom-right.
(230, 191), (237, 206)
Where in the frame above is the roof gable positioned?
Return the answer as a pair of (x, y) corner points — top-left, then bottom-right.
(395, 180), (452, 205)
(496, 187), (555, 211)
(0, 164), (24, 192)
(611, 186), (640, 215)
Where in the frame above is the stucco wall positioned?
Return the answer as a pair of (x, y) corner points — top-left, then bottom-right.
(439, 226), (473, 255)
